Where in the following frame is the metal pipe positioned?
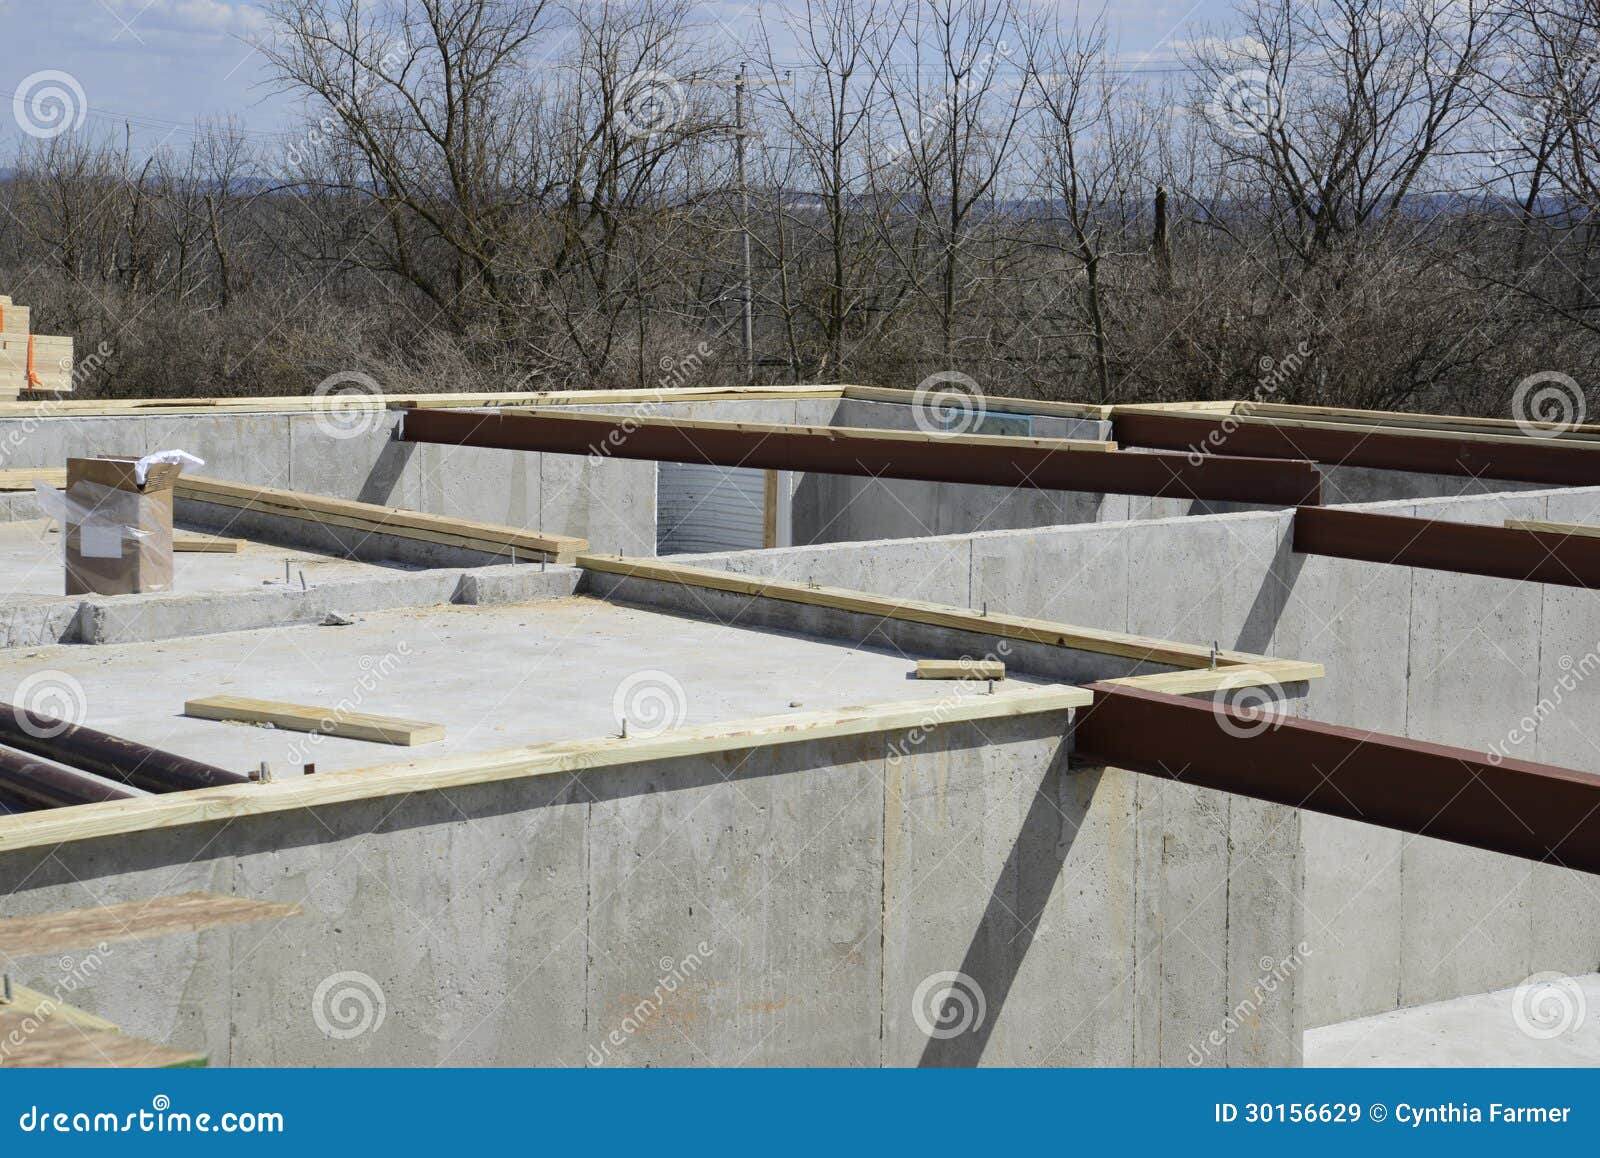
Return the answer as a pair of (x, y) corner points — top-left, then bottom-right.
(0, 703), (246, 793)
(0, 743), (149, 809)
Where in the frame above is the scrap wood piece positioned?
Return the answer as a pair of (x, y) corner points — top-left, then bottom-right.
(0, 1009), (204, 1068)
(173, 533), (242, 553)
(184, 694), (444, 746)
(3, 982), (119, 1032)
(0, 892), (302, 958)
(915, 659), (1005, 681)
(0, 467), (66, 491)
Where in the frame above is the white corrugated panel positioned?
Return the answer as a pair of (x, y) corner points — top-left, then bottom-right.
(657, 463), (770, 554)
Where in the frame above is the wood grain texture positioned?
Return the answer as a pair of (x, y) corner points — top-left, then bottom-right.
(0, 1010), (205, 1068)
(0, 892), (302, 957)
(172, 534), (242, 553)
(184, 695), (445, 746)
(915, 659), (1006, 680)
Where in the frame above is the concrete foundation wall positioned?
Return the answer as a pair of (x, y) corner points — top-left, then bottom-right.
(682, 485), (1600, 1029)
(0, 712), (1301, 1066)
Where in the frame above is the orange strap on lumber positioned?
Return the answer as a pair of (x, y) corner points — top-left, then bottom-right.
(25, 334), (41, 389)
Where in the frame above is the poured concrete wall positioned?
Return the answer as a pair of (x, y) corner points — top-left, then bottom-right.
(681, 485), (1600, 1030)
(0, 711), (1300, 1066)
(0, 397), (809, 555)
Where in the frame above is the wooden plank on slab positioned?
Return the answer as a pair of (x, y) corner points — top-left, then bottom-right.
(0, 1009), (205, 1068)
(183, 694), (445, 746)
(915, 659), (1006, 680)
(172, 534), (242, 553)
(0, 467), (66, 491)
(0, 892), (302, 957)
(1506, 518), (1600, 540)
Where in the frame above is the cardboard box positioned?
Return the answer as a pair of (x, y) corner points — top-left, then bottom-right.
(63, 457), (182, 595)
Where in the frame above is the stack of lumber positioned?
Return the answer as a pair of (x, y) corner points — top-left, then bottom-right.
(0, 294), (75, 398)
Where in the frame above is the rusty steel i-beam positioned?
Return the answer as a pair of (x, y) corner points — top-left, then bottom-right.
(1073, 682), (1600, 875)
(1115, 410), (1600, 487)
(1293, 506), (1600, 588)
(399, 408), (1325, 506)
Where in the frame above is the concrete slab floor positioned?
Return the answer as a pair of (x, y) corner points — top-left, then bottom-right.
(0, 596), (1045, 778)
(0, 518), (415, 603)
(1305, 973), (1600, 1066)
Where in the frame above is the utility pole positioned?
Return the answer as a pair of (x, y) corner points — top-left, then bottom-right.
(735, 61), (754, 386)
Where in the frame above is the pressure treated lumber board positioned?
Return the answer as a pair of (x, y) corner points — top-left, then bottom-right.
(0, 893), (302, 957)
(915, 659), (1006, 680)
(1239, 400), (1600, 441)
(0, 685), (1092, 854)
(0, 467), (65, 491)
(0, 1010), (206, 1068)
(0, 335), (72, 392)
(0, 384), (843, 419)
(1506, 518), (1600, 540)
(177, 475), (588, 562)
(4, 983), (119, 1032)
(184, 694), (445, 746)
(0, 303), (29, 334)
(489, 404), (1118, 452)
(577, 552), (1324, 675)
(172, 534), (242, 553)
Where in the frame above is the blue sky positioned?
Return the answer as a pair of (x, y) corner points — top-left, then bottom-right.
(1, 0), (1234, 154)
